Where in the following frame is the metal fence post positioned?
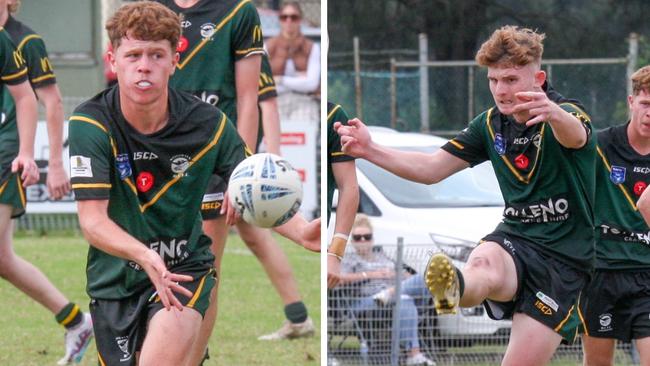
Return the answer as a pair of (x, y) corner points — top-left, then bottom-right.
(354, 36), (363, 120)
(390, 237), (404, 366)
(627, 32), (639, 96)
(419, 34), (429, 132)
(467, 65), (474, 122)
(391, 58), (397, 129)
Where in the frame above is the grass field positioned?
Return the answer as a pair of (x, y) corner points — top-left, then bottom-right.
(0, 232), (320, 365)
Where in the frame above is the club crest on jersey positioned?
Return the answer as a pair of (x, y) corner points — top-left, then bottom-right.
(610, 166), (626, 184)
(200, 23), (216, 39)
(116, 153), (132, 179)
(494, 133), (506, 155)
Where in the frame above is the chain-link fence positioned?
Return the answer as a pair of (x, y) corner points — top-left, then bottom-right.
(328, 35), (637, 134)
(328, 241), (640, 366)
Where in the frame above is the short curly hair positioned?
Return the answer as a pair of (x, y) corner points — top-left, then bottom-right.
(106, 1), (181, 51)
(475, 25), (545, 68)
(631, 66), (650, 96)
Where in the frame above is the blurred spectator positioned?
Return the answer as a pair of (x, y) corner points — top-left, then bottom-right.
(339, 214), (436, 366)
(266, 1), (320, 96)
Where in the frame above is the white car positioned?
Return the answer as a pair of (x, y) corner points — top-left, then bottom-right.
(330, 126), (512, 339)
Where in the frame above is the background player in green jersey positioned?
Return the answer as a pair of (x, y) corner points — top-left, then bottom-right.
(581, 66), (650, 365)
(69, 2), (248, 365)
(335, 26), (596, 365)
(155, 2), (318, 360)
(0, 1), (93, 364)
(326, 102), (358, 289)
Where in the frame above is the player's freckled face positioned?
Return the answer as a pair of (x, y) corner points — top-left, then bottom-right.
(629, 89), (650, 138)
(109, 36), (179, 107)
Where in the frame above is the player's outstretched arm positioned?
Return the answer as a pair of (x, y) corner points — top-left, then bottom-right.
(77, 199), (193, 311)
(235, 54), (262, 152)
(513, 91), (587, 149)
(35, 84), (70, 200)
(7, 80), (39, 186)
(334, 118), (470, 184)
(273, 214), (320, 252)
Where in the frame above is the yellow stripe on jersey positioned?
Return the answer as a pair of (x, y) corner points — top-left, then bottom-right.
(331, 151), (345, 157)
(327, 105), (341, 121)
(486, 107), (545, 184)
(235, 47), (264, 55)
(141, 114), (228, 212)
(31, 74), (55, 84)
(1, 67), (27, 81)
(258, 86), (276, 96)
(16, 34), (41, 51)
(448, 139), (464, 150)
(596, 146), (637, 210)
(177, 0), (254, 70)
(69, 116), (108, 134)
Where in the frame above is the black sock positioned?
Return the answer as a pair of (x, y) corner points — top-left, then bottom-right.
(55, 302), (83, 329)
(456, 268), (465, 298)
(284, 301), (308, 324)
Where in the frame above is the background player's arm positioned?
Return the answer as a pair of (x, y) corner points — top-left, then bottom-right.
(235, 54), (261, 152)
(77, 199), (193, 310)
(335, 118), (470, 184)
(34, 84), (69, 199)
(7, 80), (38, 185)
(327, 160), (359, 288)
(259, 97), (281, 155)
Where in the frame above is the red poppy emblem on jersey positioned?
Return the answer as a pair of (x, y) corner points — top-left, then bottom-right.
(514, 154), (529, 170)
(634, 181), (647, 196)
(136, 172), (154, 193)
(177, 36), (188, 52)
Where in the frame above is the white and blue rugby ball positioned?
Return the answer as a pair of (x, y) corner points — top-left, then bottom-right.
(227, 153), (303, 228)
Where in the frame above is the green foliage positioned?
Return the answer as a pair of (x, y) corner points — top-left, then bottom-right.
(0, 234), (320, 365)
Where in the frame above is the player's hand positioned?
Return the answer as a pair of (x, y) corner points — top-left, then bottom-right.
(140, 249), (194, 311)
(513, 90), (562, 127)
(11, 154), (38, 187)
(300, 217), (321, 252)
(46, 162), (71, 200)
(334, 118), (372, 159)
(327, 254), (341, 288)
(221, 191), (241, 226)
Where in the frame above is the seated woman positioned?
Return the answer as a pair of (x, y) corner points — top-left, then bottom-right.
(266, 1), (320, 95)
(338, 214), (436, 366)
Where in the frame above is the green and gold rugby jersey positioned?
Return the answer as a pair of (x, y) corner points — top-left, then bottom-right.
(441, 83), (596, 269)
(0, 26), (28, 191)
(1, 16), (56, 145)
(157, 0), (264, 124)
(327, 102), (355, 224)
(69, 86), (247, 299)
(594, 123), (650, 269)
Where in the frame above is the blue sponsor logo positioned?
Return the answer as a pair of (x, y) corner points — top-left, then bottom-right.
(116, 153), (132, 179)
(494, 133), (506, 155)
(610, 166), (626, 184)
